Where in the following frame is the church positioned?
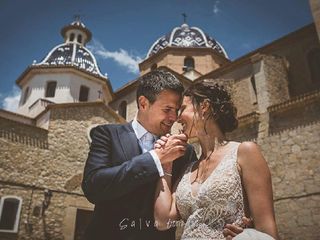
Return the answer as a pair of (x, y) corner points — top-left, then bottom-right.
(0, 1), (319, 239)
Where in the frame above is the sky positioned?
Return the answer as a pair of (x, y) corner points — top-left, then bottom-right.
(0, 0), (314, 111)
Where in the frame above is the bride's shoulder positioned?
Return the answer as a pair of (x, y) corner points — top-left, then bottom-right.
(237, 141), (266, 167)
(237, 141), (260, 152)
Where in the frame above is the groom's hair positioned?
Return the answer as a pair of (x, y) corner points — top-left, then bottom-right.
(136, 69), (184, 108)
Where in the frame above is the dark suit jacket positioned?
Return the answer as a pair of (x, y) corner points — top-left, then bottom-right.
(82, 122), (196, 240)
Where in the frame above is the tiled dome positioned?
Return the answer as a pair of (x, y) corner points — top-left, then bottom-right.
(34, 19), (106, 79)
(147, 23), (228, 58)
(35, 43), (104, 77)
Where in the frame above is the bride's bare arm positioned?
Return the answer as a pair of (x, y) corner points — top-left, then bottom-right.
(237, 142), (279, 240)
(154, 162), (180, 231)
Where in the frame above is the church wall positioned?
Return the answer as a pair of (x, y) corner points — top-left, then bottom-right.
(225, 96), (320, 240)
(140, 49), (223, 77)
(204, 62), (259, 117)
(254, 55), (290, 113)
(18, 73), (74, 115)
(226, 114), (259, 142)
(259, 121), (320, 240)
(110, 88), (138, 122)
(163, 52), (221, 76)
(17, 73), (106, 118)
(140, 55), (167, 76)
(69, 74), (104, 102)
(0, 104), (121, 239)
(265, 27), (320, 97)
(217, 54), (290, 119)
(233, 77), (258, 117)
(274, 195), (320, 240)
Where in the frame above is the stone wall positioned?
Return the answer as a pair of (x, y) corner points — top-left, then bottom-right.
(260, 121), (320, 240)
(262, 55), (290, 108)
(0, 116), (48, 149)
(225, 91), (320, 240)
(233, 76), (258, 117)
(0, 103), (122, 239)
(267, 24), (320, 97)
(227, 112), (259, 142)
(269, 91), (320, 134)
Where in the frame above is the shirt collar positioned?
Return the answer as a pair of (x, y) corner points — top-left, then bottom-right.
(132, 116), (149, 140)
(132, 116), (158, 140)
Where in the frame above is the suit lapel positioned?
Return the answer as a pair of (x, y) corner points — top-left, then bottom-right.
(117, 122), (142, 161)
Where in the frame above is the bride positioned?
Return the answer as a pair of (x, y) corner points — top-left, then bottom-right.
(153, 80), (279, 239)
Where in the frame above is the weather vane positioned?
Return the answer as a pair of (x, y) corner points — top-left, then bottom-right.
(73, 13), (85, 22)
(182, 13), (187, 24)
(73, 14), (81, 22)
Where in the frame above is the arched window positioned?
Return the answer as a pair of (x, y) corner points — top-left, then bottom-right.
(77, 35), (82, 44)
(307, 48), (320, 84)
(79, 85), (89, 102)
(151, 63), (157, 71)
(118, 101), (127, 119)
(0, 196), (23, 233)
(22, 86), (30, 105)
(183, 57), (195, 71)
(45, 81), (57, 98)
(70, 33), (75, 42)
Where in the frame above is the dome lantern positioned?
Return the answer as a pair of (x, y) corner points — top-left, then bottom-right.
(60, 15), (92, 46)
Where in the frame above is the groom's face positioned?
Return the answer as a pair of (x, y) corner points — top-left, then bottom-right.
(139, 90), (181, 136)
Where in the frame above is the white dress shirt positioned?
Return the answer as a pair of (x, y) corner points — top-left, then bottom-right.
(131, 118), (164, 177)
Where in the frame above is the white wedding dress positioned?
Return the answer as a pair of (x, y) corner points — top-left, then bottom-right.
(175, 142), (245, 239)
(175, 141), (275, 240)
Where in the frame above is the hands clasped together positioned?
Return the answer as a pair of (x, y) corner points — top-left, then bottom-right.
(154, 133), (188, 165)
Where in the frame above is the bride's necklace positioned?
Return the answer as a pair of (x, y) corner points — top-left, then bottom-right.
(194, 138), (228, 184)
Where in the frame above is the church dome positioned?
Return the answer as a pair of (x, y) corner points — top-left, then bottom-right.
(147, 23), (228, 59)
(35, 43), (105, 77)
(34, 19), (106, 79)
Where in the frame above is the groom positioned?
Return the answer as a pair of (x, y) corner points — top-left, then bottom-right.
(82, 70), (195, 240)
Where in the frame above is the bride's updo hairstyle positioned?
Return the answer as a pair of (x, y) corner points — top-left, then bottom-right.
(184, 80), (238, 134)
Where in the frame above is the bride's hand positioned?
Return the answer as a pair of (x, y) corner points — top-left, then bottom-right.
(154, 134), (171, 149)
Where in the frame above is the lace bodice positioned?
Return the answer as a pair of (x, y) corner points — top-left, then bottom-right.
(175, 142), (245, 240)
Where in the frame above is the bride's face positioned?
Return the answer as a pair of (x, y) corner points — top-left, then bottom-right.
(177, 96), (199, 138)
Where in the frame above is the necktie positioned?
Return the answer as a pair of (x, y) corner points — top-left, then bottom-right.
(142, 132), (155, 152)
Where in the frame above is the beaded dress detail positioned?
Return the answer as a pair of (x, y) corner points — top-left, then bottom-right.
(175, 142), (245, 239)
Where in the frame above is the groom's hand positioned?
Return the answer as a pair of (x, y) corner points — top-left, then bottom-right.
(154, 133), (187, 164)
(223, 224), (243, 239)
(223, 217), (254, 239)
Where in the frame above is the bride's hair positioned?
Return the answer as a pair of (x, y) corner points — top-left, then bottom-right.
(184, 80), (238, 133)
